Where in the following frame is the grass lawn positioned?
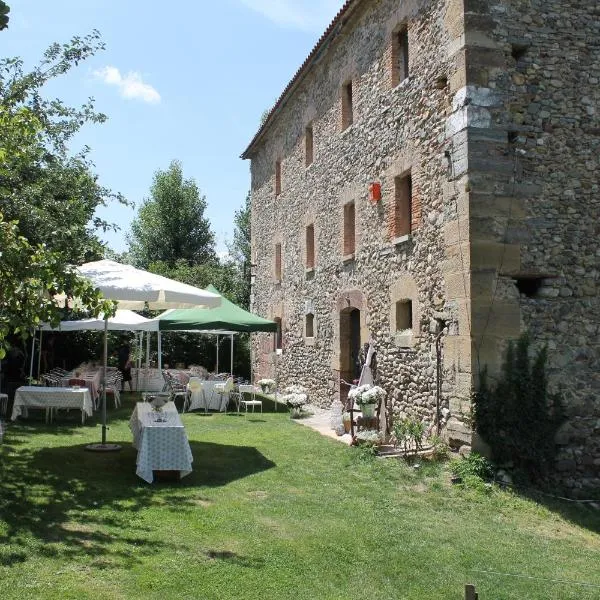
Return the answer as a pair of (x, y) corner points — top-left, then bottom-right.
(1, 393), (599, 600)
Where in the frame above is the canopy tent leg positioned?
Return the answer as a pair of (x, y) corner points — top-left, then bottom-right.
(273, 332), (278, 411)
(216, 335), (220, 374)
(29, 331), (36, 382)
(86, 317), (120, 452)
(158, 331), (162, 371)
(136, 331), (143, 391)
(230, 333), (234, 377)
(37, 329), (43, 378)
(145, 332), (150, 392)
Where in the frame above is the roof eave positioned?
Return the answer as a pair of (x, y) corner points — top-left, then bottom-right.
(240, 0), (363, 160)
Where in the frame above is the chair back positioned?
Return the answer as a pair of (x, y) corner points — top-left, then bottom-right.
(238, 384), (254, 395)
(188, 378), (202, 392)
(224, 377), (234, 393)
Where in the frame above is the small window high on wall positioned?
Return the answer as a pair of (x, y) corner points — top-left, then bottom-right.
(275, 160), (282, 196)
(275, 243), (282, 281)
(305, 124), (313, 166)
(396, 300), (413, 331)
(306, 224), (315, 269)
(305, 313), (314, 338)
(391, 27), (409, 86)
(341, 81), (353, 130)
(394, 173), (412, 238)
(273, 317), (283, 351)
(343, 202), (356, 256)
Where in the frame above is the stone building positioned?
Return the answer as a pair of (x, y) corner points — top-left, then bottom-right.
(242, 0), (599, 495)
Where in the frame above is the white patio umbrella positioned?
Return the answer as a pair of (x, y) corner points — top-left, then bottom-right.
(40, 309), (159, 332)
(67, 260), (221, 451)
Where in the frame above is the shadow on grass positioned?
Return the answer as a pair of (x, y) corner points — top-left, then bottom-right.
(0, 434), (275, 569)
(511, 486), (600, 535)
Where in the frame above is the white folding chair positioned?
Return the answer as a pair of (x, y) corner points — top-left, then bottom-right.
(238, 384), (263, 415)
(186, 378), (203, 413)
(214, 377), (234, 412)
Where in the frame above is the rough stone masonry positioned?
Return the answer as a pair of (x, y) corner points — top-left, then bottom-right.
(242, 0), (600, 496)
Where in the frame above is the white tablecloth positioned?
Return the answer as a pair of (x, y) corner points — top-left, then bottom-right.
(129, 402), (193, 484)
(12, 386), (94, 424)
(61, 368), (103, 401)
(186, 378), (228, 412)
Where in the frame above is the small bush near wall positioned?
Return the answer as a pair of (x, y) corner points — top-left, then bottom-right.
(473, 334), (564, 484)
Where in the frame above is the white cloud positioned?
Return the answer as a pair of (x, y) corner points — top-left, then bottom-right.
(94, 66), (161, 104)
(238, 0), (342, 32)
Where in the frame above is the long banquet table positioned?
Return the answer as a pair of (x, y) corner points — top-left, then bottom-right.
(129, 401), (193, 484)
(12, 386), (94, 424)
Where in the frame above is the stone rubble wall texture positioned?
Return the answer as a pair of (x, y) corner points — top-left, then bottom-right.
(247, 0), (599, 495)
(462, 0), (600, 496)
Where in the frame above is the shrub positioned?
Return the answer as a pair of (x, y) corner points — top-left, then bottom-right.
(429, 435), (449, 461)
(473, 333), (564, 482)
(451, 452), (494, 481)
(393, 417), (426, 455)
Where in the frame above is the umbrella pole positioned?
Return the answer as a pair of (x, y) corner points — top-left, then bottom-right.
(102, 317), (108, 444)
(86, 316), (120, 452)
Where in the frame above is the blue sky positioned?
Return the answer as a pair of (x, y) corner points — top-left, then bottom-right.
(4, 0), (342, 254)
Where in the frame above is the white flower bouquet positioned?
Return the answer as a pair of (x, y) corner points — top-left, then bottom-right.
(348, 384), (385, 407)
(281, 384), (308, 418)
(257, 378), (276, 393)
(354, 429), (382, 447)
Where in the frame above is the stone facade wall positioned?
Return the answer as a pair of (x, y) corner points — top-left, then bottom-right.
(458, 0), (600, 495)
(246, 0), (600, 494)
(248, 0), (470, 436)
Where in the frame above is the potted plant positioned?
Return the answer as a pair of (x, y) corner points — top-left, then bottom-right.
(257, 378), (276, 394)
(349, 384), (386, 417)
(354, 429), (382, 449)
(281, 384), (308, 418)
(342, 411), (352, 433)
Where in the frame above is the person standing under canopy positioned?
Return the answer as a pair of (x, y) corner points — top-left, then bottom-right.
(117, 339), (133, 392)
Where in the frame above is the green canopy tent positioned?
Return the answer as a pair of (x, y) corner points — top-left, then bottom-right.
(155, 286), (278, 402)
(157, 285), (278, 334)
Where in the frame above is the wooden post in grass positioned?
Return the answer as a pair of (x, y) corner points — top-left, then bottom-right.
(465, 584), (478, 599)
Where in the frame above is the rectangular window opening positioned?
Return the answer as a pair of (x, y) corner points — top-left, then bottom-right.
(394, 173), (412, 238)
(306, 224), (315, 269)
(274, 318), (283, 351)
(343, 202), (356, 256)
(306, 314), (314, 338)
(396, 300), (413, 331)
(275, 160), (281, 196)
(305, 125), (313, 166)
(275, 243), (282, 281)
(397, 28), (409, 83)
(341, 81), (353, 130)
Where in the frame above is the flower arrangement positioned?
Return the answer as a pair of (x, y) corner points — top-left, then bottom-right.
(354, 429), (382, 447)
(348, 384), (386, 407)
(257, 378), (276, 393)
(281, 384), (309, 418)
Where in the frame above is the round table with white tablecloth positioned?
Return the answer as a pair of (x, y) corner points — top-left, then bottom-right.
(186, 378), (228, 412)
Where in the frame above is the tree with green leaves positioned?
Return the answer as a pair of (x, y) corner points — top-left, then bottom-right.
(0, 1), (9, 31)
(0, 214), (113, 359)
(226, 190), (251, 309)
(0, 30), (123, 356)
(127, 160), (216, 269)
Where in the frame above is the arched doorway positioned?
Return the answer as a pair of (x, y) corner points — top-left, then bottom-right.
(339, 307), (361, 406)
